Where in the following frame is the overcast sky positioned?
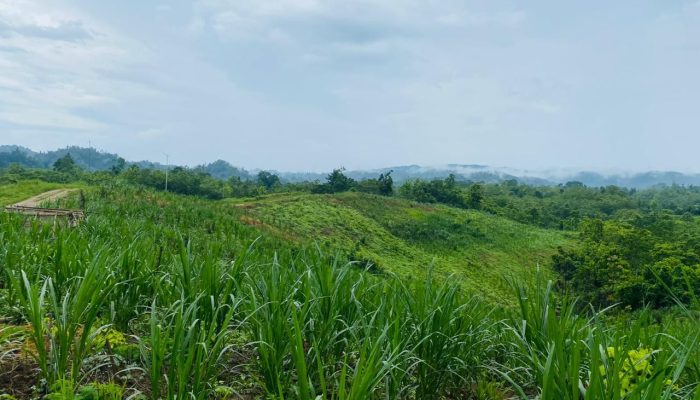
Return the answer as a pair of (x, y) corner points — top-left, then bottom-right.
(1, 0), (699, 172)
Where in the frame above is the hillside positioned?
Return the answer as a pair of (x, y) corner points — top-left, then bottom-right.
(1, 179), (573, 304)
(229, 192), (574, 303)
(1, 181), (698, 398)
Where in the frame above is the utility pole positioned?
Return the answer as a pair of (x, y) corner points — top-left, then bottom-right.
(164, 153), (169, 192)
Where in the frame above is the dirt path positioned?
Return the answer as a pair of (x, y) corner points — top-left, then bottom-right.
(11, 188), (78, 208)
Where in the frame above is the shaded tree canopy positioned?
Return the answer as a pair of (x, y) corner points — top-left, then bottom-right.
(53, 153), (77, 173)
(257, 171), (281, 190)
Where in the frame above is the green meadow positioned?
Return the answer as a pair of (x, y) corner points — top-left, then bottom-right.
(0, 174), (698, 399)
(229, 192), (573, 304)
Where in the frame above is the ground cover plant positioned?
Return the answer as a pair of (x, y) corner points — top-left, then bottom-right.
(228, 192), (572, 304)
(0, 179), (698, 399)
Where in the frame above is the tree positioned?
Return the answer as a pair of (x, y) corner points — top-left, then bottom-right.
(0, 148), (38, 169)
(377, 171), (394, 196)
(6, 163), (25, 174)
(53, 153), (77, 173)
(398, 175), (465, 208)
(468, 183), (484, 209)
(229, 176), (264, 197)
(257, 171), (280, 191)
(326, 167), (355, 193)
(580, 218), (604, 242)
(111, 157), (126, 175)
(356, 171), (394, 196)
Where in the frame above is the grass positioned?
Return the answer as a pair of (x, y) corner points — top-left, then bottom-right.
(504, 275), (700, 399)
(0, 180), (79, 206)
(0, 181), (697, 399)
(227, 192), (574, 304)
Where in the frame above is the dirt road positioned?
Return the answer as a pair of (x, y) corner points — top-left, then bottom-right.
(11, 189), (78, 208)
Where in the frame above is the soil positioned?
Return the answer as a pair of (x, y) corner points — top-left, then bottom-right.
(11, 189), (78, 208)
(0, 357), (39, 398)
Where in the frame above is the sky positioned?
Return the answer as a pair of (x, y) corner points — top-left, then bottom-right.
(0, 0), (699, 172)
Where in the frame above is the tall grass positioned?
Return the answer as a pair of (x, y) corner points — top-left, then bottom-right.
(505, 273), (700, 399)
(0, 184), (698, 398)
(402, 269), (499, 399)
(140, 295), (237, 399)
(10, 252), (113, 386)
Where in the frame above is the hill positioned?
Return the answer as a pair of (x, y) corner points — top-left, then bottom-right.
(5, 145), (700, 187)
(0, 180), (697, 398)
(228, 192), (574, 303)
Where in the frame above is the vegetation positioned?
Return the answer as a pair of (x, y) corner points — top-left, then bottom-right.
(0, 160), (699, 398)
(552, 216), (700, 309)
(229, 192), (570, 303)
(0, 181), (77, 206)
(400, 174), (468, 208)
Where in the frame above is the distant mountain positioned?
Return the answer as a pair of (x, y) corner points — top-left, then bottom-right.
(0, 145), (123, 171)
(563, 171), (700, 188)
(2, 145), (700, 188)
(276, 165), (556, 186)
(0, 145), (34, 155)
(0, 145), (43, 168)
(275, 165), (700, 188)
(195, 160), (251, 180)
(0, 145), (177, 172)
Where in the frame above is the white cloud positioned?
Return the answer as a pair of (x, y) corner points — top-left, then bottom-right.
(0, 0), (158, 135)
(0, 106), (107, 130)
(0, 0), (84, 30)
(192, 0), (526, 47)
(1, 1), (698, 172)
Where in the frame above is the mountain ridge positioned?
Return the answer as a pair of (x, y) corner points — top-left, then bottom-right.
(2, 145), (700, 188)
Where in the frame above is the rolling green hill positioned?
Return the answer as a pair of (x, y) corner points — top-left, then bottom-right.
(1, 181), (697, 398)
(228, 192), (575, 303)
(0, 180), (573, 304)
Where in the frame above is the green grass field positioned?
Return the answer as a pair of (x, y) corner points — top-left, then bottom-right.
(228, 192), (575, 303)
(0, 182), (697, 399)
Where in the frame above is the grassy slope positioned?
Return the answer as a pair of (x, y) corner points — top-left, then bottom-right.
(0, 180), (574, 304)
(229, 192), (575, 304)
(0, 180), (78, 206)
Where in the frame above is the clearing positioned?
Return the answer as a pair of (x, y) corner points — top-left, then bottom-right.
(10, 188), (78, 208)
(0, 180), (78, 206)
(229, 192), (575, 304)
(4, 187), (83, 225)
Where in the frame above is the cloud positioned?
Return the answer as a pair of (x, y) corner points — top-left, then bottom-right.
(0, 0), (93, 41)
(0, 19), (93, 41)
(0, 0), (158, 135)
(435, 10), (527, 27)
(191, 0), (525, 48)
(0, 106), (107, 130)
(1, 1), (698, 172)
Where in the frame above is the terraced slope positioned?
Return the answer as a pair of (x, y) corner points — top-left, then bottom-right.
(229, 192), (575, 304)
